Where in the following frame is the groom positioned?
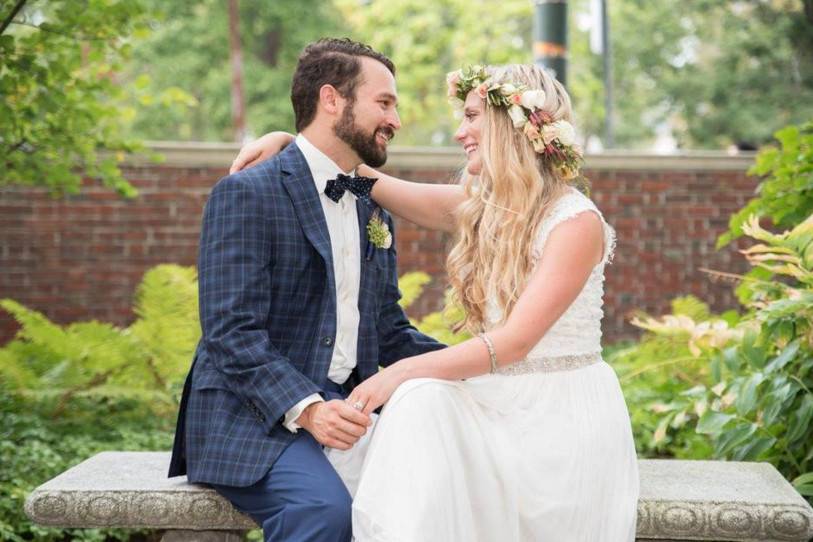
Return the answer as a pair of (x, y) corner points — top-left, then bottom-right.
(168, 38), (444, 541)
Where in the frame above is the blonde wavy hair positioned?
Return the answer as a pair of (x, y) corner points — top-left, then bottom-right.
(447, 64), (579, 333)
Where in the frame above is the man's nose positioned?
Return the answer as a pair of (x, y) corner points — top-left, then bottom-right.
(388, 109), (401, 131)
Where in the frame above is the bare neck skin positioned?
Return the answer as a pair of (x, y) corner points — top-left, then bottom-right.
(300, 124), (361, 174)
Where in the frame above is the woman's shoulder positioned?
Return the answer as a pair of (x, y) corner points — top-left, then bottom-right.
(543, 187), (601, 230)
(534, 187), (615, 263)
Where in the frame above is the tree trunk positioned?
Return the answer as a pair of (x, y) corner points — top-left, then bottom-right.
(227, 0), (246, 143)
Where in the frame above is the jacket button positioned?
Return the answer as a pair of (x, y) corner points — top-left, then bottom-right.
(322, 336), (334, 346)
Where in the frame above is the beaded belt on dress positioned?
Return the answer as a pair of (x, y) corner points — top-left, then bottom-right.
(496, 352), (602, 376)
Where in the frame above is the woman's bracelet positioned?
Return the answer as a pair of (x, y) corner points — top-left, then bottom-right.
(477, 332), (498, 374)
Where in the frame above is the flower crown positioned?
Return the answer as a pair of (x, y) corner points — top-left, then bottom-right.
(446, 65), (582, 179)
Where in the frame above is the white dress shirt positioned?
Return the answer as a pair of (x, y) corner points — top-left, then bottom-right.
(283, 134), (362, 432)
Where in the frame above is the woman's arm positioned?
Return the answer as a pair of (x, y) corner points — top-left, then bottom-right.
(230, 132), (465, 232)
(358, 164), (464, 232)
(347, 210), (605, 415)
(229, 132), (295, 174)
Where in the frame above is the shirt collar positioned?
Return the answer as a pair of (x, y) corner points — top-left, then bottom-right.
(296, 134), (355, 195)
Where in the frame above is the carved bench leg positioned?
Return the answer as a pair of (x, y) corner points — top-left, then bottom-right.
(161, 530), (247, 541)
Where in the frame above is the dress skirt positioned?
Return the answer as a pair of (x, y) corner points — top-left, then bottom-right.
(327, 359), (640, 542)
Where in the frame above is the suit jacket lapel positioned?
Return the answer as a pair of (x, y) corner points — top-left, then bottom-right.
(279, 144), (335, 282)
(356, 198), (378, 318)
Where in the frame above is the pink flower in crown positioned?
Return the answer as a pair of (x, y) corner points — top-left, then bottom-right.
(446, 71), (461, 98)
(476, 83), (489, 99)
(523, 121), (540, 140)
(510, 94), (522, 105)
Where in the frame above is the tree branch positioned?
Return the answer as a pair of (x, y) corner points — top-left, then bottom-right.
(0, 0), (27, 36)
(10, 20), (109, 41)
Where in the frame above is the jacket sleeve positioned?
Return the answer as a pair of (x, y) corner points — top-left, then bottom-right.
(198, 174), (321, 432)
(375, 214), (446, 367)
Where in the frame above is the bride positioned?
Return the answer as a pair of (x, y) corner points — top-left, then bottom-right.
(232, 63), (639, 541)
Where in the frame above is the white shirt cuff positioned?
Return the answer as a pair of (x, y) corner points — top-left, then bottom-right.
(283, 393), (324, 433)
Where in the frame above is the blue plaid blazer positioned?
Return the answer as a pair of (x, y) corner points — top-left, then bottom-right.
(168, 143), (444, 487)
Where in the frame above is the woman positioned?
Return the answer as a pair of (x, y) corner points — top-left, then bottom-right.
(232, 64), (639, 541)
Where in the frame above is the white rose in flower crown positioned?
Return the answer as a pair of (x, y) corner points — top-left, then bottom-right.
(499, 83), (518, 96)
(541, 124), (557, 145)
(520, 89), (546, 110)
(552, 120), (576, 147)
(507, 105), (527, 128)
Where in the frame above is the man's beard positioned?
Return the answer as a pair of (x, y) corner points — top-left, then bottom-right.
(334, 103), (392, 168)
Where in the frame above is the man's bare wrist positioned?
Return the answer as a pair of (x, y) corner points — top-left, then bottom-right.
(297, 402), (317, 429)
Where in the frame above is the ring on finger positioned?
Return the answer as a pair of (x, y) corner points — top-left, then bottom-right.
(352, 400), (365, 411)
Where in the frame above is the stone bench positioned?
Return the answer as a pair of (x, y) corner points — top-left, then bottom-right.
(25, 451), (813, 541)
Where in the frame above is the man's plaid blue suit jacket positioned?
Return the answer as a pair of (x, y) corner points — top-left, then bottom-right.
(168, 143), (445, 487)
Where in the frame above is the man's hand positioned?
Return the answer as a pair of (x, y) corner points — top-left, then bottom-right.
(296, 399), (371, 450)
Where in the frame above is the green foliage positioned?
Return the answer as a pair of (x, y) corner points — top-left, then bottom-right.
(0, 264), (199, 419)
(662, 1), (813, 150)
(398, 271), (470, 345)
(616, 141), (813, 502)
(120, 0), (341, 141)
(0, 0), (191, 196)
(607, 297), (725, 458)
(719, 121), (813, 247)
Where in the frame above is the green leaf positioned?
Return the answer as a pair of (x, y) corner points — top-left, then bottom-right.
(741, 331), (768, 369)
(764, 339), (801, 373)
(735, 373), (764, 416)
(786, 394), (813, 445)
(732, 436), (776, 461)
(697, 411), (734, 435)
(715, 422), (758, 457)
(792, 472), (813, 496)
(792, 472), (813, 487)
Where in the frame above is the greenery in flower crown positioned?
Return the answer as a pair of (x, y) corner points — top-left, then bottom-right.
(446, 65), (583, 180)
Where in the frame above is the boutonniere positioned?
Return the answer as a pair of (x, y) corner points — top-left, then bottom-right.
(366, 208), (392, 259)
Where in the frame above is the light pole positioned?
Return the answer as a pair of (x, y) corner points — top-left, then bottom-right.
(533, 0), (568, 87)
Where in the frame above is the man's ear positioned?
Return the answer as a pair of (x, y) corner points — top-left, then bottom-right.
(319, 84), (344, 115)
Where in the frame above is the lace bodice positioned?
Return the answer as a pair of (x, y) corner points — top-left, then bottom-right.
(486, 188), (615, 359)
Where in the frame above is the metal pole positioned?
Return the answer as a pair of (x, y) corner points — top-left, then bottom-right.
(533, 0), (568, 87)
(602, 0), (614, 148)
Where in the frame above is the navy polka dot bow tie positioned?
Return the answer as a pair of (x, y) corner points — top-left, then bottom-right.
(324, 173), (378, 203)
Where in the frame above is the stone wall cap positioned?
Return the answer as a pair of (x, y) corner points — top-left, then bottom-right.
(131, 141), (756, 172)
(25, 452), (813, 540)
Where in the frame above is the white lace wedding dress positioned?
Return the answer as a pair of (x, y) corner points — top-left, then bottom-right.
(328, 188), (640, 541)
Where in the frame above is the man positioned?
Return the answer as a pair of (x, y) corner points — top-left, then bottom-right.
(168, 38), (444, 542)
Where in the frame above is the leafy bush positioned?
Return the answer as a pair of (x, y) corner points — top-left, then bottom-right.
(397, 271), (470, 345)
(616, 122), (813, 502)
(1, 265), (199, 420)
(718, 121), (813, 247)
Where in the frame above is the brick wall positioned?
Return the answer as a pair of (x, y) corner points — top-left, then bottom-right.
(0, 144), (758, 345)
